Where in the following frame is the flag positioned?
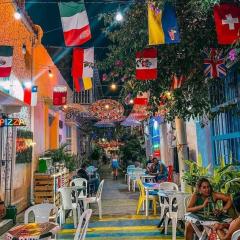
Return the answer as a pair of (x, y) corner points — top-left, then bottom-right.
(214, 4), (240, 44)
(148, 3), (180, 45)
(72, 48), (94, 91)
(53, 86), (67, 105)
(0, 46), (13, 78)
(79, 77), (92, 91)
(23, 84), (38, 106)
(59, 1), (91, 46)
(170, 75), (186, 90)
(136, 48), (157, 80)
(134, 92), (149, 105)
(204, 48), (226, 78)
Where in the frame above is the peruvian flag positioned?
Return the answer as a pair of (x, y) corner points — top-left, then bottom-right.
(72, 48), (94, 92)
(170, 74), (186, 90)
(0, 46), (13, 78)
(59, 1), (91, 46)
(214, 4), (240, 44)
(136, 48), (157, 80)
(53, 86), (67, 106)
(23, 84), (38, 106)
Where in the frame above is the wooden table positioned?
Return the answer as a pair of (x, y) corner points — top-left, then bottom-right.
(5, 222), (59, 240)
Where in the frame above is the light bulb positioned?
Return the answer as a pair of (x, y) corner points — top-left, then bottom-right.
(115, 12), (123, 22)
(110, 83), (117, 90)
(129, 99), (134, 104)
(24, 81), (32, 89)
(14, 10), (21, 20)
(48, 69), (53, 78)
(105, 104), (110, 109)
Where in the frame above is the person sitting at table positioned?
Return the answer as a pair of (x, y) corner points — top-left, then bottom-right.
(77, 163), (99, 194)
(185, 178), (232, 240)
(213, 195), (240, 240)
(146, 155), (153, 168)
(156, 161), (168, 182)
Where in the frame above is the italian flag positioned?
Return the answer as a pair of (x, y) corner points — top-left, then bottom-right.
(0, 46), (13, 78)
(59, 1), (91, 46)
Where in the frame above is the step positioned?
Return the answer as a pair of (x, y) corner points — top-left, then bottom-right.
(0, 219), (14, 236)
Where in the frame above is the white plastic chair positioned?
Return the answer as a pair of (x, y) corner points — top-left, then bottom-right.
(164, 193), (189, 240)
(74, 209), (92, 240)
(70, 178), (88, 210)
(132, 169), (146, 192)
(85, 180), (104, 219)
(158, 182), (179, 221)
(232, 230), (240, 240)
(125, 165), (135, 182)
(24, 203), (58, 224)
(59, 187), (80, 228)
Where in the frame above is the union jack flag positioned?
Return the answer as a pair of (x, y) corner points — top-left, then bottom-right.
(204, 48), (226, 79)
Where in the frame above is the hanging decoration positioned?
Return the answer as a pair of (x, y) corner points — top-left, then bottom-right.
(53, 85), (67, 106)
(148, 2), (180, 45)
(58, 1), (91, 46)
(0, 46), (13, 78)
(203, 48), (226, 79)
(89, 99), (124, 121)
(133, 92), (149, 105)
(94, 119), (116, 128)
(121, 116), (141, 127)
(72, 48), (94, 92)
(214, 3), (240, 45)
(136, 48), (157, 80)
(96, 140), (124, 149)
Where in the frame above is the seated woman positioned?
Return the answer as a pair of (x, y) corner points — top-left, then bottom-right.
(156, 162), (168, 182)
(185, 178), (232, 240)
(214, 195), (240, 240)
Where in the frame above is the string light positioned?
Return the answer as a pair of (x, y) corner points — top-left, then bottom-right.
(14, 9), (21, 20)
(115, 12), (123, 22)
(110, 83), (117, 90)
(48, 69), (53, 78)
(105, 104), (110, 109)
(129, 99), (134, 104)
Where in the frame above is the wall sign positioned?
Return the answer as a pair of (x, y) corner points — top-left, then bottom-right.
(0, 118), (26, 127)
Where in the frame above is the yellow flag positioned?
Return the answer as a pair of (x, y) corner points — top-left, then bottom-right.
(148, 4), (165, 45)
(83, 77), (92, 90)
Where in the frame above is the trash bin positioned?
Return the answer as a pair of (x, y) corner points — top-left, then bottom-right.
(5, 205), (17, 224)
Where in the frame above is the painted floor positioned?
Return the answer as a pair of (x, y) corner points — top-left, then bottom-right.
(57, 215), (184, 240)
(57, 165), (184, 240)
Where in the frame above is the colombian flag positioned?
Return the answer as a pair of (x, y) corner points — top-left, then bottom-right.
(148, 3), (180, 45)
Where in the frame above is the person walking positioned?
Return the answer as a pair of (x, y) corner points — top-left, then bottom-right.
(111, 154), (119, 180)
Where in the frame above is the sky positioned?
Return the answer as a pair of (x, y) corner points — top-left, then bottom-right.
(25, 0), (130, 97)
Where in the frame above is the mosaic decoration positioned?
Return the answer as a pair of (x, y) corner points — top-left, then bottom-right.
(97, 140), (124, 149)
(90, 99), (124, 121)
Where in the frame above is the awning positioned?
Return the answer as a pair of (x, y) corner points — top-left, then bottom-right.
(0, 90), (26, 107)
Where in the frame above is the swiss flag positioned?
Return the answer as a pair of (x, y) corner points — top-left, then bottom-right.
(136, 48), (157, 80)
(214, 4), (240, 44)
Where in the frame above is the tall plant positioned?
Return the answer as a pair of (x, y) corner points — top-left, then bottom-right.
(42, 143), (76, 172)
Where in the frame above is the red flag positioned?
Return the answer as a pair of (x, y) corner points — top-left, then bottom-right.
(170, 75), (186, 90)
(136, 48), (157, 80)
(214, 4), (240, 44)
(53, 86), (67, 106)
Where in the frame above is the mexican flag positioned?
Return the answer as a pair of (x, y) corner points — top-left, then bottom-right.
(0, 46), (13, 78)
(59, 1), (91, 46)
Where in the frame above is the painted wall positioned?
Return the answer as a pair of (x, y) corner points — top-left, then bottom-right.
(0, 2), (35, 211)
